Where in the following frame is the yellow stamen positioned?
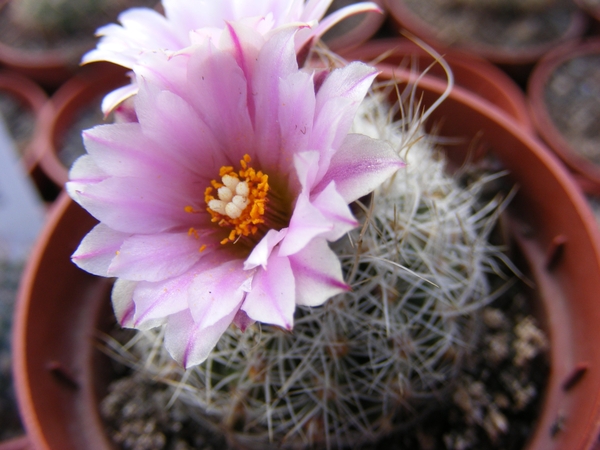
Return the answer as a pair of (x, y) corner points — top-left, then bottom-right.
(205, 154), (270, 245)
(185, 205), (204, 214)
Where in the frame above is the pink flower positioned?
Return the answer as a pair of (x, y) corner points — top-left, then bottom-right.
(68, 24), (402, 367)
(83, 0), (381, 113)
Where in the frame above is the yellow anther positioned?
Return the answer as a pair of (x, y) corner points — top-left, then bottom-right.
(205, 154), (270, 245)
(199, 244), (207, 253)
(183, 205), (200, 214)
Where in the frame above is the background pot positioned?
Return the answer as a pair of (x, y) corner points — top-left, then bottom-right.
(341, 38), (534, 132)
(0, 70), (59, 201)
(574, 0), (600, 29)
(383, 0), (588, 79)
(35, 63), (129, 190)
(0, 0), (90, 89)
(528, 37), (600, 195)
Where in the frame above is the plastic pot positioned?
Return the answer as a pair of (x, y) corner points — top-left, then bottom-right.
(35, 63), (129, 190)
(574, 0), (600, 29)
(13, 69), (600, 449)
(528, 37), (600, 195)
(0, 0), (92, 89)
(0, 70), (60, 201)
(383, 0), (588, 79)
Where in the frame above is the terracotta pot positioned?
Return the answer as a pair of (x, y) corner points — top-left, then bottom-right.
(528, 37), (600, 195)
(0, 436), (30, 450)
(340, 38), (534, 132)
(321, 0), (386, 52)
(574, 0), (600, 29)
(378, 65), (600, 449)
(383, 0), (588, 78)
(35, 63), (129, 190)
(0, 0), (92, 89)
(13, 70), (600, 449)
(13, 191), (116, 450)
(0, 70), (58, 201)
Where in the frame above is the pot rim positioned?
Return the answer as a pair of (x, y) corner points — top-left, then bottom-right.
(383, 0), (588, 66)
(527, 37), (600, 194)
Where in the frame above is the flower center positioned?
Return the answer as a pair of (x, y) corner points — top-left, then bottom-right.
(204, 155), (270, 245)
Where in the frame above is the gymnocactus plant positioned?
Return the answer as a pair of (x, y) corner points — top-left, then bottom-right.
(102, 75), (510, 449)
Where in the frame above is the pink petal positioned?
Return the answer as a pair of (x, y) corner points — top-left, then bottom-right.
(242, 252), (295, 329)
(134, 50), (190, 97)
(111, 279), (138, 327)
(71, 176), (202, 234)
(115, 7), (185, 48)
(101, 83), (138, 116)
(68, 153), (106, 180)
(129, 272), (194, 328)
(279, 193), (333, 256)
(107, 231), (211, 282)
(134, 83), (225, 180)
(251, 26), (300, 170)
(293, 150), (320, 192)
(244, 228), (287, 270)
(289, 238), (349, 306)
(300, 0), (334, 22)
(184, 39), (255, 160)
(311, 62), (378, 180)
(276, 76), (316, 175)
(67, 155), (108, 198)
(82, 123), (195, 182)
(163, 0), (232, 31)
(188, 258), (253, 328)
(233, 309), (254, 331)
(82, 8), (184, 68)
(311, 181), (359, 241)
(164, 308), (239, 368)
(221, 21), (263, 91)
(315, 133), (404, 203)
(71, 224), (130, 276)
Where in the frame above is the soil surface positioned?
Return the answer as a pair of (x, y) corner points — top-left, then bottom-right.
(58, 95), (105, 169)
(374, 291), (548, 450)
(0, 261), (24, 441)
(544, 53), (600, 165)
(401, 0), (578, 52)
(579, 0), (600, 7)
(0, 92), (36, 157)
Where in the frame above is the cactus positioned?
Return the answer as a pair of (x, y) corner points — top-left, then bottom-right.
(7, 0), (135, 37)
(102, 76), (512, 449)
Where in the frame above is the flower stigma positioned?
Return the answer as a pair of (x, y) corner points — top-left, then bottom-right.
(202, 154), (271, 245)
